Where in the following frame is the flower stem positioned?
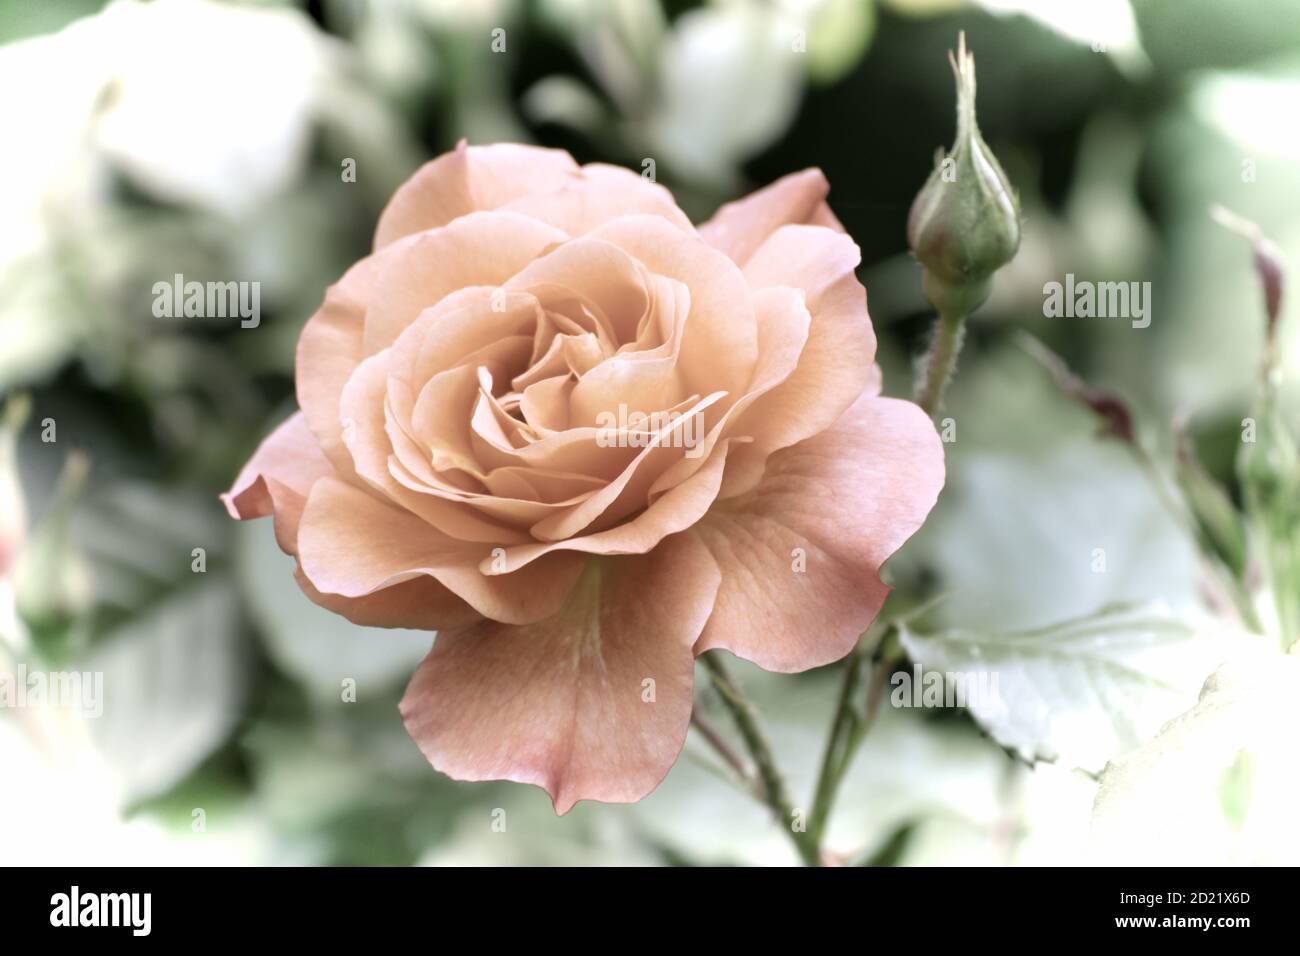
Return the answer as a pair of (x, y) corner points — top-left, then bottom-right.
(808, 634), (901, 844)
(916, 308), (967, 417)
(689, 707), (751, 787)
(699, 652), (821, 866)
(808, 645), (868, 841)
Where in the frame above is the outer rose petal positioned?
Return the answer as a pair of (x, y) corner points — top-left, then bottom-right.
(692, 394), (944, 673)
(373, 141), (580, 250)
(400, 532), (720, 813)
(720, 225), (877, 497)
(698, 168), (844, 267)
(221, 411), (332, 554)
(365, 211), (569, 355)
(292, 566), (480, 631)
(296, 476), (585, 625)
(295, 232), (421, 478)
(501, 164), (695, 237)
(222, 414), (479, 628)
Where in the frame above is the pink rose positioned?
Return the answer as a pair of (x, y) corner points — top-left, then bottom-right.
(224, 142), (944, 811)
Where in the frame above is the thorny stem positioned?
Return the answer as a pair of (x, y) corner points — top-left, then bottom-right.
(916, 308), (968, 417)
(698, 652), (822, 866)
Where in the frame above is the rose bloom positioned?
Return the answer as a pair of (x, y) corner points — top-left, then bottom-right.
(224, 143), (944, 812)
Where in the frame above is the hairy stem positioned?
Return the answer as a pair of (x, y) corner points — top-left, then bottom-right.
(699, 652), (821, 866)
(916, 309), (968, 417)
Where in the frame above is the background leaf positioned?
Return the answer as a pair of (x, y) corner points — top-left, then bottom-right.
(898, 603), (1233, 772)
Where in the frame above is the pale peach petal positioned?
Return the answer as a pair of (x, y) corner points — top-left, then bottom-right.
(647, 284), (810, 500)
(297, 477), (585, 625)
(527, 391), (727, 542)
(365, 212), (567, 354)
(501, 163), (695, 236)
(295, 234), (420, 476)
(403, 290), (542, 394)
(519, 375), (573, 433)
(373, 141), (580, 250)
(221, 412), (333, 554)
(388, 455), (602, 530)
(293, 565), (480, 631)
(484, 466), (605, 502)
(339, 349), (528, 543)
(504, 236), (651, 345)
(566, 278), (692, 428)
(586, 216), (758, 401)
(400, 532), (720, 813)
(692, 394), (944, 672)
(720, 225), (877, 495)
(484, 437), (737, 572)
(408, 364), (493, 479)
(698, 168), (844, 267)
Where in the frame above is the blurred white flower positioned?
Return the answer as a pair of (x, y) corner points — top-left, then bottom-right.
(0, 0), (391, 389)
(648, 2), (803, 186)
(93, 0), (339, 216)
(1, 0), (339, 227)
(0, 711), (261, 865)
(531, 0), (856, 187)
(1091, 650), (1300, 865)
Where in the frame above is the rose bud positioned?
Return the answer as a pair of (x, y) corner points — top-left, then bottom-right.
(907, 32), (1020, 319)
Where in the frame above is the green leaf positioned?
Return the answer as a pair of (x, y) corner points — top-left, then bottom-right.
(898, 603), (1231, 772)
(85, 577), (248, 804)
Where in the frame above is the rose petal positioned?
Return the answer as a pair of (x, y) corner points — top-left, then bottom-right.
(221, 411), (333, 554)
(400, 531), (720, 813)
(719, 224), (877, 495)
(295, 235), (419, 477)
(698, 167), (844, 267)
(501, 163), (696, 236)
(373, 141), (580, 250)
(293, 565), (480, 631)
(482, 436), (737, 574)
(504, 236), (652, 346)
(586, 215), (758, 402)
(692, 394), (944, 672)
(651, 283), (810, 500)
(365, 212), (568, 355)
(297, 476), (584, 625)
(339, 347), (531, 543)
(527, 391), (727, 542)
